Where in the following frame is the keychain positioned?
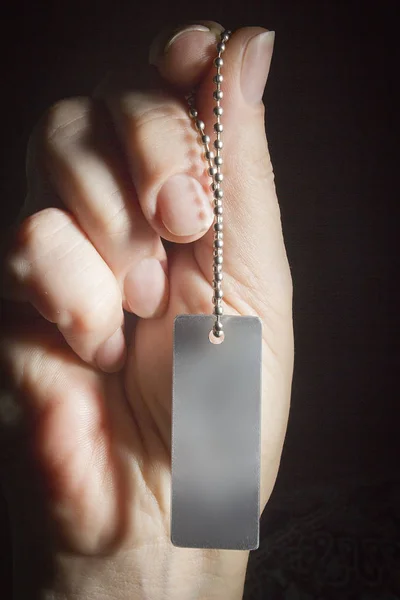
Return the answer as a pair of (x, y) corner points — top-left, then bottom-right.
(171, 29), (262, 550)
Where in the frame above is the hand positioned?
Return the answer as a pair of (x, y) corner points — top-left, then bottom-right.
(0, 23), (293, 600)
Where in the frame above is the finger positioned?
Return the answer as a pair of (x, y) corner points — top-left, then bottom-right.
(97, 83), (216, 244)
(26, 98), (168, 319)
(149, 21), (225, 87)
(3, 207), (127, 373)
(154, 25), (292, 310)
(94, 24), (225, 244)
(0, 320), (138, 554)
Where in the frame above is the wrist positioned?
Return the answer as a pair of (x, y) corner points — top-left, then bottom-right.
(27, 545), (249, 600)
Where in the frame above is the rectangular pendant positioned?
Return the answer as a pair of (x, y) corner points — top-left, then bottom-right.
(171, 314), (262, 550)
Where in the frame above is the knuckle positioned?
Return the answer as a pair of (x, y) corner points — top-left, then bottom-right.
(133, 105), (188, 138)
(64, 283), (122, 338)
(42, 98), (92, 151)
(28, 98), (90, 157)
(15, 207), (72, 258)
(120, 96), (193, 186)
(120, 92), (190, 146)
(5, 208), (74, 295)
(99, 191), (133, 238)
(26, 98), (91, 183)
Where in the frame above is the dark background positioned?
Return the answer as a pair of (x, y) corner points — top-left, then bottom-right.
(0, 1), (398, 598)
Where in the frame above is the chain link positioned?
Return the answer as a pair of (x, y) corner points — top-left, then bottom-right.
(186, 29), (231, 339)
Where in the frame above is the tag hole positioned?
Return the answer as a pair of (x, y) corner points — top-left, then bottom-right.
(209, 330), (225, 344)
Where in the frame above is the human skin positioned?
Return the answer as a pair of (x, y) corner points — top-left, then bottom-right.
(0, 22), (293, 600)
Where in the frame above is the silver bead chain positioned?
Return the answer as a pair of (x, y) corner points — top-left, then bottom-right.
(186, 29), (231, 339)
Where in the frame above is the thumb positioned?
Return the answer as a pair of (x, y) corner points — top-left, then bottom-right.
(155, 26), (293, 499)
(154, 25), (291, 312)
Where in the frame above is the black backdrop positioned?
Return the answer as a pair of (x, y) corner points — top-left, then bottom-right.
(0, 1), (398, 598)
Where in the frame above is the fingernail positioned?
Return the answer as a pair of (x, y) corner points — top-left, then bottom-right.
(158, 174), (213, 237)
(241, 31), (275, 106)
(124, 258), (169, 318)
(96, 327), (126, 373)
(149, 24), (210, 66)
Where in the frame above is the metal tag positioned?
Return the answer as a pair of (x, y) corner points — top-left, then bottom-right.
(171, 314), (262, 550)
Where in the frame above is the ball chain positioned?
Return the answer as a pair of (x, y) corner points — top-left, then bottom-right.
(186, 29), (231, 340)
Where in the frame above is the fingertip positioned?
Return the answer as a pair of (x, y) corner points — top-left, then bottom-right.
(95, 327), (126, 373)
(150, 22), (225, 88)
(158, 174), (214, 238)
(124, 258), (169, 319)
(149, 24), (210, 67)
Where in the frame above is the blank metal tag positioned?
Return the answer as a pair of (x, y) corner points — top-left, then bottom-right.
(171, 314), (262, 550)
